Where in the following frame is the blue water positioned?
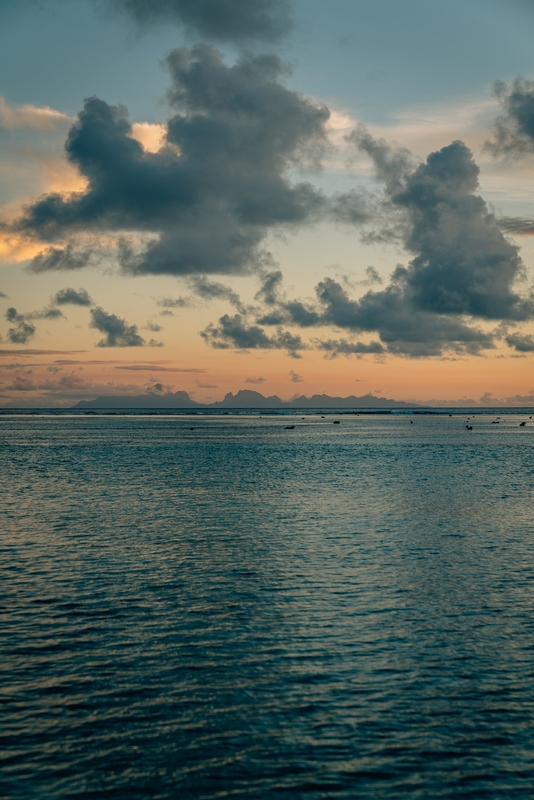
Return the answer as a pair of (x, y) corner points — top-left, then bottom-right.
(2, 413), (534, 798)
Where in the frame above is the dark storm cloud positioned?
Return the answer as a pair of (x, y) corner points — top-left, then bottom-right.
(110, 0), (292, 43)
(487, 78), (534, 157)
(5, 308), (36, 345)
(506, 332), (534, 352)
(200, 313), (305, 357)
(53, 287), (93, 306)
(15, 46), (330, 277)
(89, 307), (145, 347)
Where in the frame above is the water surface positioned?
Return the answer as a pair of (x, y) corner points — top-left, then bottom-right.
(2, 413), (534, 798)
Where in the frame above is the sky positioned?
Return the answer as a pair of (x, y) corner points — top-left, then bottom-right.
(1, 0), (534, 407)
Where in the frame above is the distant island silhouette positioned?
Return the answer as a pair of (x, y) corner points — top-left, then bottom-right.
(72, 389), (419, 410)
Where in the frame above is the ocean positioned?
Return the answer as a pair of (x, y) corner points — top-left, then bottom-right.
(2, 411), (534, 798)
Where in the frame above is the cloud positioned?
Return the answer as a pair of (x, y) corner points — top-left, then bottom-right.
(0, 95), (71, 131)
(357, 134), (531, 321)
(146, 382), (173, 394)
(5, 370), (140, 398)
(479, 391), (495, 405)
(0, 349), (87, 356)
(0, 292), (8, 299)
(114, 364), (206, 372)
(498, 217), (534, 236)
(348, 124), (416, 194)
(245, 267), (496, 358)
(189, 276), (246, 312)
(250, 269), (495, 358)
(502, 392), (534, 405)
(30, 244), (98, 272)
(13, 46), (330, 277)
(289, 369), (303, 382)
(245, 376), (266, 384)
(487, 78), (534, 158)
(29, 307), (63, 320)
(201, 313), (305, 357)
(361, 266), (383, 285)
(201, 131), (532, 356)
(89, 307), (145, 347)
(506, 332), (534, 352)
(241, 134), (529, 357)
(3, 304), (62, 345)
(130, 122), (166, 153)
(109, 0), (293, 43)
(426, 390), (534, 407)
(53, 287), (93, 306)
(5, 308), (36, 344)
(313, 277), (495, 357)
(157, 296), (191, 308)
(197, 381), (217, 388)
(255, 269), (283, 305)
(255, 269), (322, 327)
(314, 337), (386, 357)
(146, 321), (162, 331)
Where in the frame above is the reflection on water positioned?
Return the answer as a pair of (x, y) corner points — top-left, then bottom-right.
(2, 414), (534, 798)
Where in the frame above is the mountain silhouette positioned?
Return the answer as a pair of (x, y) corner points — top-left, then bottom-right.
(73, 389), (418, 409)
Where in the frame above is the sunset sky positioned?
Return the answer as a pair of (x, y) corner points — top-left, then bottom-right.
(2, 0), (534, 406)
